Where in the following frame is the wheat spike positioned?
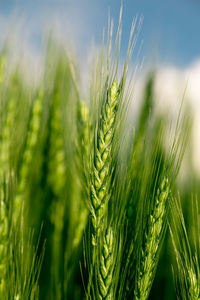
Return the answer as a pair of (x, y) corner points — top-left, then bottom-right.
(187, 267), (200, 299)
(48, 89), (66, 198)
(170, 196), (200, 300)
(73, 101), (91, 249)
(0, 195), (8, 296)
(47, 87), (67, 298)
(0, 56), (10, 296)
(135, 177), (170, 300)
(78, 101), (91, 161)
(90, 80), (119, 246)
(48, 88), (66, 232)
(98, 227), (115, 300)
(13, 89), (43, 222)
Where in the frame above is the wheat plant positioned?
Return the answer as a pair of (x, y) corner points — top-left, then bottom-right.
(0, 8), (197, 300)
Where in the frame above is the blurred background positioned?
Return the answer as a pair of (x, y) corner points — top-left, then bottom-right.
(1, 1), (200, 299)
(1, 0), (200, 172)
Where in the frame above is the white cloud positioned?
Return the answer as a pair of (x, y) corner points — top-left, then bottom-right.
(136, 61), (200, 175)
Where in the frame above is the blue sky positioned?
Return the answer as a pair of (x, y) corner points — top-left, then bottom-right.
(0, 0), (200, 67)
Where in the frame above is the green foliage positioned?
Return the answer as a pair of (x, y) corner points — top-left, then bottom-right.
(170, 197), (200, 300)
(0, 16), (198, 300)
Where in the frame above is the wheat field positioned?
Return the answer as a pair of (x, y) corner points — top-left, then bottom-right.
(0, 14), (199, 300)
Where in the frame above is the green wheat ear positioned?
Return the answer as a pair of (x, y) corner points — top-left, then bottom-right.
(78, 101), (91, 156)
(170, 196), (200, 300)
(90, 79), (119, 247)
(134, 177), (170, 300)
(188, 267), (200, 299)
(72, 101), (91, 249)
(0, 192), (8, 296)
(47, 91), (66, 198)
(97, 227), (115, 300)
(13, 89), (43, 222)
(0, 56), (10, 296)
(47, 85), (66, 297)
